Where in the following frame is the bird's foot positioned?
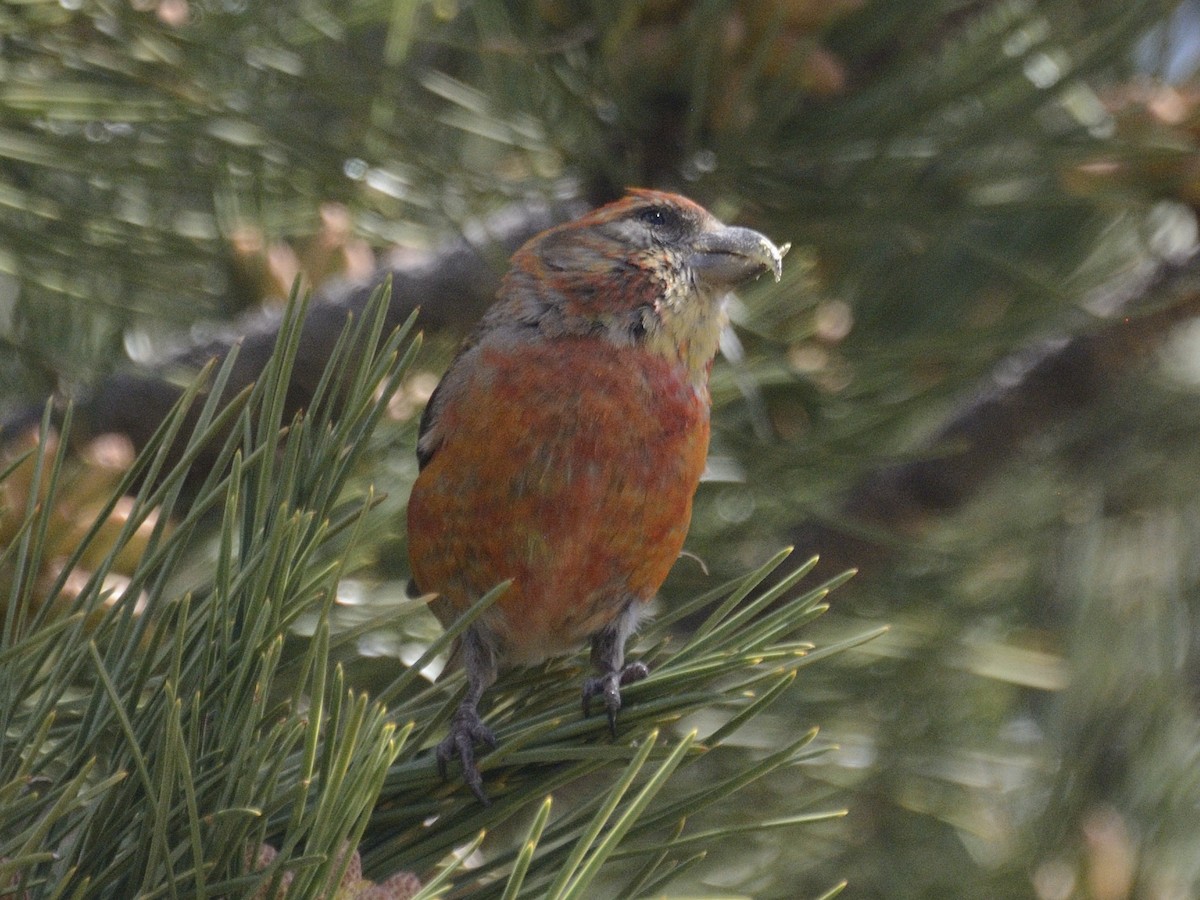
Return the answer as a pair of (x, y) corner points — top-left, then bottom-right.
(436, 707), (498, 804)
(582, 661), (650, 737)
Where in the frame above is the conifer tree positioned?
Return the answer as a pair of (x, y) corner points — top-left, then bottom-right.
(3, 1), (1199, 896)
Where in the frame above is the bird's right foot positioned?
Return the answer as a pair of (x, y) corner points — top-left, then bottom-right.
(582, 660), (650, 737)
(436, 707), (498, 804)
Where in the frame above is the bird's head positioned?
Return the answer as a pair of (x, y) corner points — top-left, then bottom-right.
(497, 189), (787, 387)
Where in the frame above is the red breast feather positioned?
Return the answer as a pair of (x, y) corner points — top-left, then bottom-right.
(407, 335), (709, 665)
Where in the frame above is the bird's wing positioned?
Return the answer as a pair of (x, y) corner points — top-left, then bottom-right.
(414, 344), (477, 471)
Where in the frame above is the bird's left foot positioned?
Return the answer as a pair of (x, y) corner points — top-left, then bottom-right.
(582, 661), (650, 736)
(436, 707), (498, 804)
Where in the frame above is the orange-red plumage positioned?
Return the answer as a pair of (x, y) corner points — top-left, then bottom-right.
(407, 189), (785, 802)
(408, 338), (709, 664)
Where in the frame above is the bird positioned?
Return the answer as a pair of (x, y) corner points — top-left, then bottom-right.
(406, 188), (787, 802)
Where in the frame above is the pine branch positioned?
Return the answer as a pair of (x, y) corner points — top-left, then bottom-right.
(0, 284), (416, 896)
(1, 278), (866, 898)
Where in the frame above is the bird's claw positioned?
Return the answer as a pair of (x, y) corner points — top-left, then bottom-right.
(582, 661), (650, 737)
(436, 709), (498, 804)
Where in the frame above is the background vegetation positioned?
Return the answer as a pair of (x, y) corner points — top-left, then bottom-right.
(4, 0), (1200, 897)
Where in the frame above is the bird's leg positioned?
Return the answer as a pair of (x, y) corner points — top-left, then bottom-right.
(436, 626), (499, 804)
(582, 600), (649, 737)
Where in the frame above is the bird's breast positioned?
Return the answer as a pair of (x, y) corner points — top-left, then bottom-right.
(407, 335), (710, 665)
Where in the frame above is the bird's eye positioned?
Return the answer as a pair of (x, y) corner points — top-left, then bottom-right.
(634, 205), (683, 233)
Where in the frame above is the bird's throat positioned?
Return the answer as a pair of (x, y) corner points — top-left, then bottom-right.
(645, 290), (726, 392)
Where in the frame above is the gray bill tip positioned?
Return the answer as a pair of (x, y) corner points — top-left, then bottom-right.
(768, 240), (790, 282)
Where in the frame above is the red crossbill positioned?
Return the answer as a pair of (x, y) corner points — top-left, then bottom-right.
(407, 189), (786, 802)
